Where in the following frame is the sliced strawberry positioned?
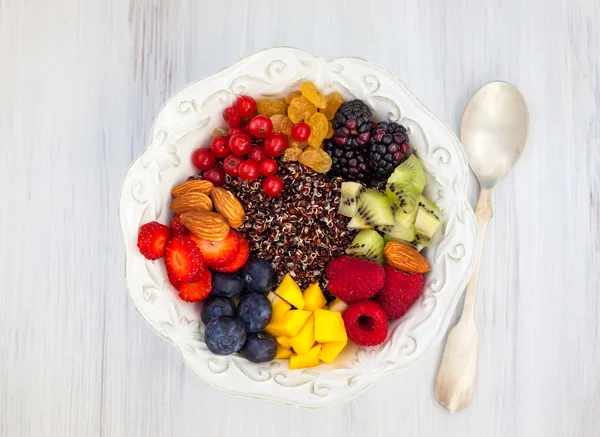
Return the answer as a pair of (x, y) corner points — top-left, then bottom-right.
(167, 273), (181, 291)
(213, 234), (249, 273)
(137, 221), (171, 260)
(189, 231), (239, 269)
(169, 215), (189, 236)
(178, 269), (212, 302)
(164, 236), (204, 282)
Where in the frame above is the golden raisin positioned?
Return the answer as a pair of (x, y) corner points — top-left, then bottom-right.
(325, 122), (334, 139)
(300, 82), (327, 109)
(270, 114), (286, 133)
(284, 90), (302, 105)
(321, 91), (344, 120)
(299, 146), (332, 173)
(289, 139), (308, 149)
(283, 147), (303, 162)
(212, 127), (228, 138)
(280, 117), (295, 136)
(307, 112), (329, 148)
(257, 99), (287, 116)
(288, 96), (317, 123)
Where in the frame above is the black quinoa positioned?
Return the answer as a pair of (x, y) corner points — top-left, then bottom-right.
(218, 161), (356, 289)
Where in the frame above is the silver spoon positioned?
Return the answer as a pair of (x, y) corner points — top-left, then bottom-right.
(434, 81), (529, 412)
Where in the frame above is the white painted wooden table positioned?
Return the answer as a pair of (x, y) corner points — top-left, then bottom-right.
(1, 0), (599, 436)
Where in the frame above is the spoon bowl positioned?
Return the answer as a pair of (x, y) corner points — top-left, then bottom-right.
(460, 81), (529, 188)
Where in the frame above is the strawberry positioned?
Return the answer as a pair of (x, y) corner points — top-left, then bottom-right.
(213, 234), (249, 273)
(189, 231), (239, 269)
(178, 269), (212, 302)
(137, 221), (171, 260)
(169, 215), (189, 236)
(375, 265), (425, 319)
(164, 236), (204, 282)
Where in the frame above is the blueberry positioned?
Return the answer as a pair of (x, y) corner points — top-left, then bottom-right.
(201, 296), (236, 325)
(205, 316), (247, 355)
(239, 332), (277, 363)
(239, 259), (275, 293)
(211, 272), (244, 298)
(236, 294), (272, 332)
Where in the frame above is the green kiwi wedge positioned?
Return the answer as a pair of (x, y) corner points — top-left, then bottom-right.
(348, 189), (394, 229)
(387, 154), (426, 193)
(338, 181), (366, 218)
(345, 229), (385, 264)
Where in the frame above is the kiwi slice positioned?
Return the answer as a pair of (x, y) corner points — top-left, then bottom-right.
(383, 234), (425, 252)
(338, 182), (366, 218)
(414, 232), (432, 248)
(348, 189), (394, 229)
(418, 195), (440, 220)
(378, 222), (416, 242)
(415, 208), (440, 239)
(345, 229), (385, 264)
(387, 154), (426, 193)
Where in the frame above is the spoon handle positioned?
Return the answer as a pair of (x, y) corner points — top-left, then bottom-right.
(434, 187), (493, 412)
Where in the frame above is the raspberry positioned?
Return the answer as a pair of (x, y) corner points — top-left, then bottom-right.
(325, 256), (385, 303)
(375, 266), (425, 319)
(343, 301), (388, 346)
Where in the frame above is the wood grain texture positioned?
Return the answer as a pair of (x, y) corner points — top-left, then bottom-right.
(1, 0), (599, 436)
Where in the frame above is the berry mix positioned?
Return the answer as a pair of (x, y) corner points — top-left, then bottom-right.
(136, 83), (442, 368)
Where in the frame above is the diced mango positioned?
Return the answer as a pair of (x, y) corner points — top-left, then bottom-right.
(274, 309), (312, 337)
(302, 283), (327, 311)
(276, 336), (292, 349)
(264, 320), (283, 337)
(319, 341), (347, 364)
(314, 309), (348, 343)
(267, 291), (292, 321)
(327, 298), (348, 313)
(275, 344), (292, 359)
(274, 274), (304, 309)
(289, 344), (322, 370)
(289, 314), (315, 354)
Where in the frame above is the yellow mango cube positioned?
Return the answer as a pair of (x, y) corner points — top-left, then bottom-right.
(289, 344), (322, 370)
(276, 309), (312, 337)
(275, 344), (292, 359)
(267, 291), (292, 321)
(264, 320), (283, 337)
(319, 341), (347, 364)
(274, 274), (304, 309)
(302, 283), (327, 311)
(289, 314), (315, 354)
(276, 336), (292, 349)
(314, 309), (348, 343)
(327, 298), (348, 313)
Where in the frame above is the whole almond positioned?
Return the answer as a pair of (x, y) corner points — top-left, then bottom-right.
(171, 179), (213, 197)
(180, 210), (230, 241)
(170, 192), (213, 215)
(384, 241), (430, 274)
(210, 187), (246, 228)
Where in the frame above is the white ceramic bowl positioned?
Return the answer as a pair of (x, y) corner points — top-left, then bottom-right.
(119, 47), (477, 408)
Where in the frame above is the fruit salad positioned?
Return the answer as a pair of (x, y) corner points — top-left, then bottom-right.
(136, 83), (442, 368)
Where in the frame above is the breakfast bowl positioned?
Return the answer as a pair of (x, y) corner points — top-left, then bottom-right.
(119, 47), (477, 408)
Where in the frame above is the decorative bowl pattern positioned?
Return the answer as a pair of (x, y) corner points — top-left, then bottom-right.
(119, 47), (477, 408)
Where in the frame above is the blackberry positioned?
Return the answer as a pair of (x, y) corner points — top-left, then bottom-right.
(368, 122), (410, 180)
(324, 140), (371, 181)
(332, 100), (373, 148)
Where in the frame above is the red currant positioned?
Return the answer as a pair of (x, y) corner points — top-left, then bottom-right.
(263, 175), (283, 197)
(228, 126), (244, 137)
(258, 158), (278, 177)
(229, 133), (252, 156)
(291, 122), (311, 142)
(247, 146), (266, 163)
(223, 106), (241, 127)
(222, 154), (244, 177)
(191, 149), (216, 170)
(235, 95), (257, 118)
(263, 133), (288, 158)
(203, 168), (226, 187)
(210, 136), (231, 158)
(246, 115), (273, 139)
(238, 160), (260, 181)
